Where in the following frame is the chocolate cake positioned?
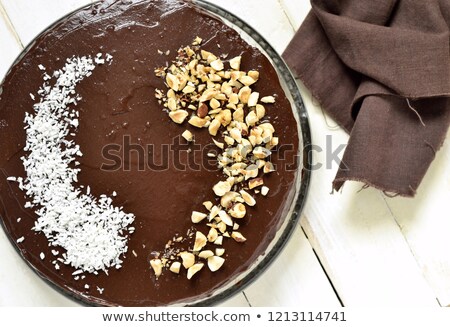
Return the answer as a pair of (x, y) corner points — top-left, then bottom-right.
(0, 0), (302, 306)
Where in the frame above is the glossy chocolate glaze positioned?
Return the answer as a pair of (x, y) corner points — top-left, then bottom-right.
(0, 0), (299, 306)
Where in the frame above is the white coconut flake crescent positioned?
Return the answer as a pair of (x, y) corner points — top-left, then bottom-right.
(15, 54), (135, 274)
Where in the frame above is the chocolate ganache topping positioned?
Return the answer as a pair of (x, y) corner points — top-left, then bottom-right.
(0, 0), (299, 306)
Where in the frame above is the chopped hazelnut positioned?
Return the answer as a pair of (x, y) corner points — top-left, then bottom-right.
(210, 98), (221, 110)
(169, 110), (189, 124)
(264, 161), (275, 174)
(230, 71), (245, 81)
(188, 116), (208, 128)
(224, 135), (235, 146)
(248, 92), (259, 107)
(240, 190), (256, 206)
(248, 70), (260, 81)
(167, 97), (177, 111)
(229, 56), (241, 70)
(239, 75), (257, 86)
(210, 205), (220, 219)
(197, 103), (209, 118)
(245, 111), (258, 126)
(220, 191), (240, 208)
(191, 211), (207, 223)
(261, 95), (276, 103)
(169, 261), (181, 274)
(217, 221), (227, 234)
(150, 259), (163, 278)
(256, 104), (266, 119)
(218, 210), (233, 226)
(182, 85), (196, 94)
(253, 146), (271, 159)
(245, 164), (259, 180)
(217, 109), (232, 126)
(192, 36), (202, 45)
(199, 250), (215, 259)
(208, 256), (225, 272)
(193, 231), (207, 251)
(180, 252), (195, 269)
(213, 138), (224, 149)
(231, 231), (247, 243)
(213, 181), (232, 196)
(229, 203), (246, 219)
(166, 73), (180, 91)
(208, 119), (221, 136)
(203, 201), (213, 211)
(187, 263), (204, 279)
(182, 130), (194, 142)
(207, 227), (218, 243)
(233, 107), (244, 122)
(201, 49), (214, 60)
(249, 177), (264, 189)
(215, 248), (225, 256)
(238, 86), (251, 104)
(210, 59), (224, 71)
(214, 235), (223, 245)
(229, 128), (242, 143)
(229, 93), (239, 105)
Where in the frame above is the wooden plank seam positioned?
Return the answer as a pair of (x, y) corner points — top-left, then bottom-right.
(0, 0), (23, 49)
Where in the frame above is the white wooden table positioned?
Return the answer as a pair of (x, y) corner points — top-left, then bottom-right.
(1, 0), (449, 307)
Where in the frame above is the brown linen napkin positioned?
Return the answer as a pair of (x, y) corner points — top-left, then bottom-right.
(283, 0), (450, 196)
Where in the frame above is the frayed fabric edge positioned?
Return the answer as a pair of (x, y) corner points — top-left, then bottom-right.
(332, 177), (416, 198)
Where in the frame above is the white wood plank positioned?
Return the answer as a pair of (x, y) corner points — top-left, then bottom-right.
(244, 225), (342, 307)
(298, 80), (439, 306)
(280, 0), (450, 307)
(279, 0), (311, 30)
(0, 4), (22, 79)
(204, 0), (295, 53)
(219, 293), (250, 307)
(382, 131), (450, 306)
(0, 227), (80, 306)
(1, 0), (92, 46)
(281, 0), (450, 305)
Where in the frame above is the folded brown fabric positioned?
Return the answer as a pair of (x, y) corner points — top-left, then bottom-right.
(283, 0), (450, 196)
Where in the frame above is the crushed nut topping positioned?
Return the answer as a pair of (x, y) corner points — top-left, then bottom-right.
(150, 259), (163, 279)
(150, 36), (279, 279)
(187, 263), (204, 279)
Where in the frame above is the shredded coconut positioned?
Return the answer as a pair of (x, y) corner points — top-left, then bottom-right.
(16, 55), (135, 274)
